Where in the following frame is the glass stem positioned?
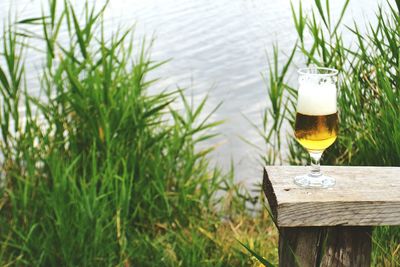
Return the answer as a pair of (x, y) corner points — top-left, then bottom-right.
(309, 151), (322, 177)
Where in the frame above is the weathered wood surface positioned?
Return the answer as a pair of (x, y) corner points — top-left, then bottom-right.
(278, 227), (323, 267)
(263, 166), (400, 227)
(279, 226), (372, 267)
(321, 226), (372, 267)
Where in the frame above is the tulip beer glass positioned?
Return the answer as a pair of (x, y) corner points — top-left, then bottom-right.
(294, 67), (338, 188)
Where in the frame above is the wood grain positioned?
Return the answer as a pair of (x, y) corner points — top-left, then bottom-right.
(279, 226), (372, 267)
(279, 227), (324, 267)
(321, 226), (372, 267)
(263, 166), (400, 226)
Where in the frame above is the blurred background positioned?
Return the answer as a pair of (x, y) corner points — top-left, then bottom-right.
(0, 0), (383, 185)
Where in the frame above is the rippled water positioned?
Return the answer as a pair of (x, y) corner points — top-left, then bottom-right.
(0, 0), (383, 185)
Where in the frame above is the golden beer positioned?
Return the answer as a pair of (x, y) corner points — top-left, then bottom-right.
(294, 112), (338, 151)
(293, 67), (339, 188)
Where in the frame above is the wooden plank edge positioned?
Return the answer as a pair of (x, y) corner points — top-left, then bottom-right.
(263, 167), (278, 220)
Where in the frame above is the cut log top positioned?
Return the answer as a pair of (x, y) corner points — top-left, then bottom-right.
(263, 166), (400, 227)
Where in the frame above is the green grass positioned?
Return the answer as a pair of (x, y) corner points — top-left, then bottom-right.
(3, 0), (398, 266)
(0, 1), (279, 266)
(255, 0), (400, 265)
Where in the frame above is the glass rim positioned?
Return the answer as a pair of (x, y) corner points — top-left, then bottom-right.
(298, 67), (338, 76)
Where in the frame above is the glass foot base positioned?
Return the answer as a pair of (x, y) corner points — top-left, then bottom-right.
(294, 174), (335, 188)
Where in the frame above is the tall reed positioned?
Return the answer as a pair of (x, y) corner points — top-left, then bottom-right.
(254, 0), (400, 265)
(0, 1), (277, 266)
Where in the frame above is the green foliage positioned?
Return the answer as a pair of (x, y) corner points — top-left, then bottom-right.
(0, 1), (277, 266)
(238, 240), (275, 267)
(258, 0), (400, 265)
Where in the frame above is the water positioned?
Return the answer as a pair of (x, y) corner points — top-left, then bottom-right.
(0, 0), (383, 186)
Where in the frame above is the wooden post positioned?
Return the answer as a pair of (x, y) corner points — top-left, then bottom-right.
(278, 226), (372, 267)
(262, 166), (400, 267)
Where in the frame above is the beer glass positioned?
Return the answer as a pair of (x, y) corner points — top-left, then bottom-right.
(294, 67), (338, 188)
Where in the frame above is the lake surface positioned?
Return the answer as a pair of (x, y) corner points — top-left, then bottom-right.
(0, 0), (383, 186)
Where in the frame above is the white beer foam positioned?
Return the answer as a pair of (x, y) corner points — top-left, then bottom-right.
(297, 82), (337, 115)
